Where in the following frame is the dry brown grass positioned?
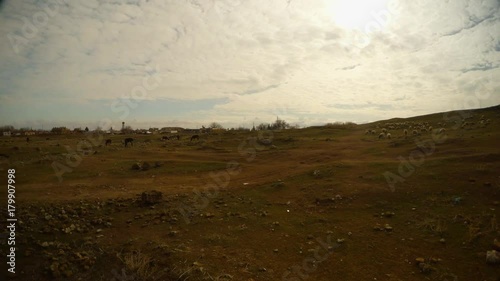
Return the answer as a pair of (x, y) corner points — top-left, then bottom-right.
(2, 106), (500, 280)
(467, 224), (482, 243)
(418, 217), (448, 236)
(117, 251), (157, 280)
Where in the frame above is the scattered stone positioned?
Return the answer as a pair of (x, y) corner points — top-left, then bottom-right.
(141, 190), (163, 205)
(494, 239), (500, 251)
(272, 180), (284, 187)
(486, 250), (500, 265)
(382, 212), (395, 218)
(142, 162), (151, 171)
(258, 139), (272, 145)
(315, 198), (335, 205)
(217, 274), (233, 280)
(131, 163), (142, 170)
(429, 257), (442, 263)
(337, 238), (345, 244)
(384, 224), (393, 232)
(419, 262), (434, 274)
(273, 249), (279, 253)
(439, 238), (446, 244)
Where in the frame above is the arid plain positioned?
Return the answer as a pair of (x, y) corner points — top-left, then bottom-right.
(1, 106), (499, 281)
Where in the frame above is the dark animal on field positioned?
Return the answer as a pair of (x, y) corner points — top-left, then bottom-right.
(124, 138), (134, 147)
(105, 139), (112, 146)
(26, 137), (30, 143)
(161, 136), (169, 141)
(190, 135), (199, 141)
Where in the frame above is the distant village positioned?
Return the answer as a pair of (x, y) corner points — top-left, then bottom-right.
(0, 118), (297, 137)
(0, 125), (227, 137)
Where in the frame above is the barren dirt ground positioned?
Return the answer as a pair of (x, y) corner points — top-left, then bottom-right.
(1, 106), (499, 280)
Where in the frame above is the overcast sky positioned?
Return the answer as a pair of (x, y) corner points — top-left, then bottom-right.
(0, 0), (499, 129)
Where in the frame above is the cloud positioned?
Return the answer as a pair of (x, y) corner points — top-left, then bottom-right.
(461, 62), (499, 73)
(0, 0), (499, 128)
(337, 64), (361, 70)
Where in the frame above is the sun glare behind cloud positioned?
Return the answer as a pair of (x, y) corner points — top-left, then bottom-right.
(328, 0), (392, 31)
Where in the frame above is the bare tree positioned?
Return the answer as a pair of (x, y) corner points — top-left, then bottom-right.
(257, 123), (269, 130)
(209, 122), (224, 129)
(271, 119), (289, 130)
(0, 125), (15, 131)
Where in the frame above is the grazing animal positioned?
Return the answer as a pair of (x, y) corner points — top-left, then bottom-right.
(190, 134), (200, 141)
(378, 133), (385, 139)
(124, 138), (134, 147)
(161, 136), (169, 141)
(105, 139), (112, 146)
(412, 130), (419, 136)
(26, 137), (30, 143)
(438, 128), (446, 134)
(386, 133), (392, 139)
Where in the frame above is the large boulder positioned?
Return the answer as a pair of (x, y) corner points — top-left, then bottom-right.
(131, 162), (142, 170)
(141, 190), (163, 205)
(258, 139), (272, 145)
